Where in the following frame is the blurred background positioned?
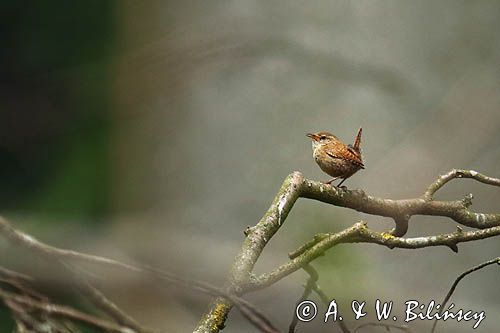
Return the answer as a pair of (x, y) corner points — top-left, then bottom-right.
(1, 1), (499, 332)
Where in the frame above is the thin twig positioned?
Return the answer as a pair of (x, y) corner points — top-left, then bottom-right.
(424, 169), (500, 200)
(64, 263), (148, 332)
(430, 257), (500, 333)
(0, 266), (33, 282)
(0, 216), (279, 333)
(299, 265), (351, 333)
(0, 287), (134, 333)
(288, 264), (317, 333)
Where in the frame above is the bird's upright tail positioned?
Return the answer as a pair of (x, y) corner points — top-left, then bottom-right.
(353, 127), (362, 151)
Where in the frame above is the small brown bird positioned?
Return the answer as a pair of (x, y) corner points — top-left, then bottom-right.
(306, 128), (364, 187)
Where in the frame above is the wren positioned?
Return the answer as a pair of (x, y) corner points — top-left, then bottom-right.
(306, 128), (364, 187)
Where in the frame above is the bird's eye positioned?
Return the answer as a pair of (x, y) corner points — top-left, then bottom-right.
(320, 135), (327, 140)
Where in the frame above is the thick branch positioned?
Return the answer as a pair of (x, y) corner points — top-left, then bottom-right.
(301, 179), (500, 232)
(195, 172), (305, 332)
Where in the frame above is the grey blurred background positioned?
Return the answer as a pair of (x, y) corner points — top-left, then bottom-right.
(1, 1), (500, 332)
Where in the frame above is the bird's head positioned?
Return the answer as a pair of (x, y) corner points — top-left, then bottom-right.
(306, 132), (337, 149)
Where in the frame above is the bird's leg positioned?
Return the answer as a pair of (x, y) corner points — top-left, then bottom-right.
(324, 177), (339, 185)
(336, 178), (348, 189)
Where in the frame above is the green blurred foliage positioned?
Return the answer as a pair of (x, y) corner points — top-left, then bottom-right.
(0, 0), (116, 327)
(1, 1), (115, 72)
(0, 308), (14, 333)
(0, 0), (115, 219)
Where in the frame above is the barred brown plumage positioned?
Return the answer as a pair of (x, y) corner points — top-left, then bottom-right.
(306, 128), (364, 187)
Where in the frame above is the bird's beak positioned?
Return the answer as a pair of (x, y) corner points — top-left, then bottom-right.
(306, 133), (319, 141)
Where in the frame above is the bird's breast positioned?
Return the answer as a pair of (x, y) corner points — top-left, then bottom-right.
(312, 146), (360, 178)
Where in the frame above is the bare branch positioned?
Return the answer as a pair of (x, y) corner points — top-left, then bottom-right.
(301, 178), (500, 232)
(424, 169), (500, 200)
(249, 223), (500, 290)
(248, 224), (360, 291)
(0, 287), (134, 333)
(288, 265), (317, 333)
(288, 233), (328, 259)
(0, 169), (496, 333)
(0, 267), (33, 283)
(288, 264), (351, 333)
(430, 257), (500, 333)
(195, 172), (306, 332)
(0, 216), (279, 333)
(64, 263), (148, 332)
(195, 169), (500, 332)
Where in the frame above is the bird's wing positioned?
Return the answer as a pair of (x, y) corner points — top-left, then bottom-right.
(347, 144), (357, 155)
(326, 143), (364, 168)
